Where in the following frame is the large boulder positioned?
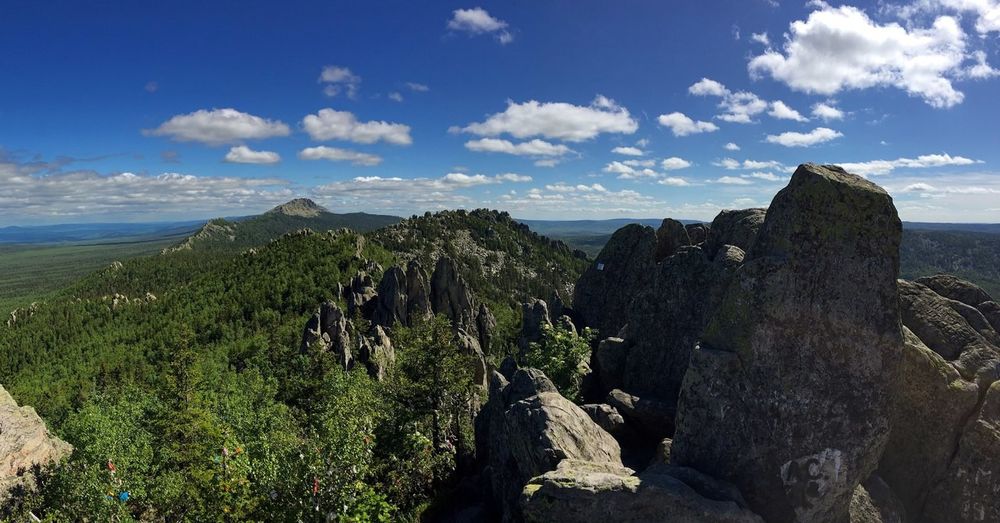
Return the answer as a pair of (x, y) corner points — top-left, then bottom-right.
(572, 224), (658, 337)
(916, 274), (993, 309)
(878, 326), (979, 515)
(358, 325), (394, 381)
(520, 459), (764, 523)
(685, 223), (710, 244)
(1, 386), (72, 510)
(479, 369), (621, 520)
(702, 208), (766, 259)
(849, 475), (906, 523)
(980, 300), (1000, 334)
(655, 218), (691, 261)
(898, 279), (1000, 385)
(672, 164), (904, 523)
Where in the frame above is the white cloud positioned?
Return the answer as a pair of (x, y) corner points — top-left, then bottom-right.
(743, 171), (785, 181)
(0, 159), (292, 222)
(447, 7), (513, 44)
(144, 108), (290, 146)
(661, 157), (693, 170)
(963, 50), (1000, 79)
(724, 142), (741, 151)
(624, 159), (656, 168)
(687, 78), (770, 123)
(837, 153), (981, 176)
(751, 32), (771, 45)
(769, 100), (809, 122)
(464, 138), (572, 157)
(716, 176), (754, 185)
(897, 0), (1000, 35)
(319, 65), (361, 98)
(458, 96), (638, 142)
(406, 82), (430, 92)
(612, 146), (645, 156)
(298, 146), (383, 166)
(715, 158), (787, 170)
(224, 145), (280, 164)
(657, 112), (719, 136)
(660, 177), (692, 186)
(748, 4), (970, 108)
(811, 102), (845, 121)
(388, 92), (404, 102)
(495, 173), (532, 182)
(766, 127), (843, 147)
(302, 109), (412, 145)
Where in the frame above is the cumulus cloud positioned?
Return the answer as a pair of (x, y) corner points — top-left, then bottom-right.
(406, 82), (430, 92)
(144, 108), (290, 146)
(724, 142), (741, 151)
(751, 32), (771, 45)
(715, 176), (754, 185)
(661, 157), (693, 170)
(224, 145), (281, 164)
(836, 153), (981, 176)
(715, 158), (788, 170)
(766, 127), (843, 147)
(811, 102), (845, 121)
(298, 146), (383, 166)
(748, 4), (972, 108)
(388, 92), (404, 102)
(657, 112), (719, 136)
(495, 173), (532, 182)
(458, 96), (638, 142)
(302, 109), (412, 145)
(688, 78), (777, 123)
(743, 171), (787, 181)
(612, 146), (645, 156)
(319, 65), (361, 98)
(0, 157), (292, 222)
(660, 177), (692, 186)
(896, 0), (1000, 35)
(769, 100), (809, 121)
(464, 138), (572, 157)
(447, 7), (513, 44)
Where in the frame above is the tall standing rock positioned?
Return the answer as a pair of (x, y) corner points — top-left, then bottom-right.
(405, 260), (431, 325)
(518, 299), (551, 354)
(672, 164), (904, 523)
(431, 256), (477, 334)
(572, 224), (658, 337)
(371, 266), (407, 329)
(702, 208), (766, 259)
(654, 218), (691, 261)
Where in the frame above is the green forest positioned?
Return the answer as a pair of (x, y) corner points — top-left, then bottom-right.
(0, 211), (589, 522)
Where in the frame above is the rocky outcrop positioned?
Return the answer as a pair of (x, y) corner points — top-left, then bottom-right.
(606, 388), (676, 441)
(685, 223), (710, 244)
(672, 164), (903, 523)
(916, 274), (993, 310)
(921, 381), (1000, 523)
(346, 270), (378, 317)
(371, 266), (407, 329)
(520, 459), (764, 523)
(878, 326), (979, 515)
(655, 218), (691, 261)
(477, 303), (497, 355)
(300, 302), (353, 368)
(518, 299), (551, 354)
(1, 386), (72, 509)
(581, 403), (634, 442)
(405, 260), (432, 324)
(479, 369), (621, 520)
(702, 208), (766, 259)
(849, 475), (906, 523)
(431, 256), (477, 333)
(572, 224), (658, 337)
(358, 325), (394, 381)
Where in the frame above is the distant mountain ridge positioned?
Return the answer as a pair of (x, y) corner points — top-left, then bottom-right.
(163, 198), (401, 253)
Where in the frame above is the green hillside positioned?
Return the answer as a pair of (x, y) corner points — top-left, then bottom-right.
(0, 209), (585, 521)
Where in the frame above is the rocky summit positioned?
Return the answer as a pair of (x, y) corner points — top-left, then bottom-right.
(265, 197), (328, 217)
(0, 386), (71, 514)
(475, 163), (1000, 523)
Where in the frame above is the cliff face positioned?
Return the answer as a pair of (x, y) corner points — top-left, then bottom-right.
(0, 385), (72, 510)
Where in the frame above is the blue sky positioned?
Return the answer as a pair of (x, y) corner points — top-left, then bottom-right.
(1, 0), (999, 225)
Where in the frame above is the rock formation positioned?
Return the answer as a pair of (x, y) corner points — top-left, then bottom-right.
(300, 301), (353, 368)
(517, 299), (551, 354)
(371, 266), (407, 329)
(654, 218), (691, 261)
(1, 386), (72, 509)
(671, 164), (903, 523)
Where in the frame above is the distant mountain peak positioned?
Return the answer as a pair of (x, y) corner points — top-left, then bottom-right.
(267, 198), (328, 217)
